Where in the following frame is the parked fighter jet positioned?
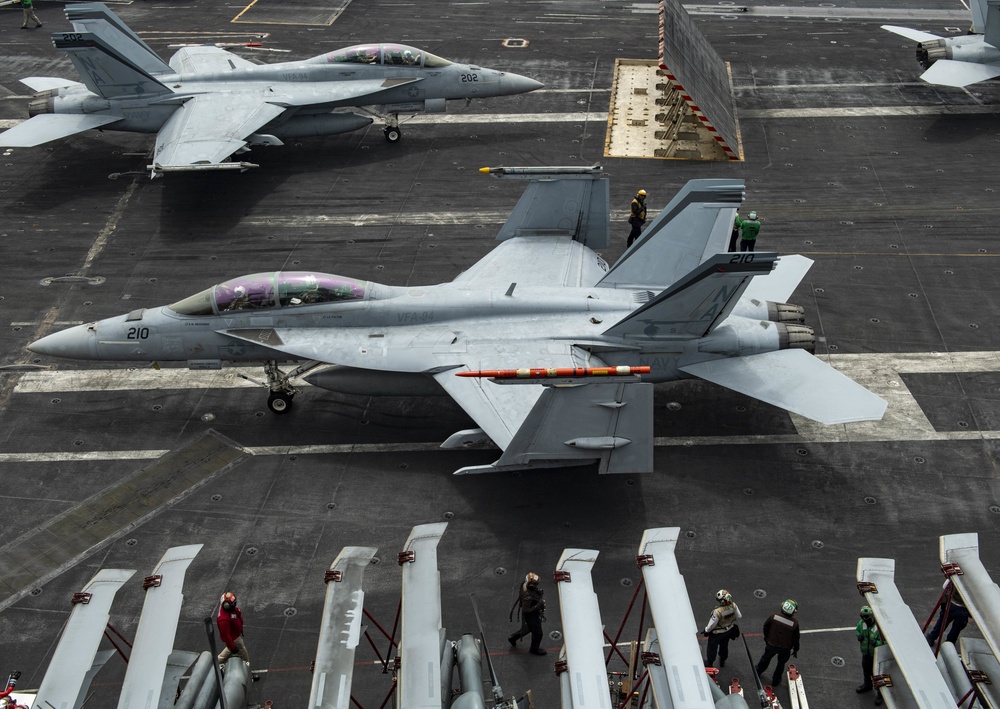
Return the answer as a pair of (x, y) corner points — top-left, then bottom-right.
(29, 166), (886, 475)
(882, 0), (1000, 87)
(0, 3), (542, 176)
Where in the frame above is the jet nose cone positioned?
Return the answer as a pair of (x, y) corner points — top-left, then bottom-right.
(28, 324), (96, 359)
(503, 72), (544, 95)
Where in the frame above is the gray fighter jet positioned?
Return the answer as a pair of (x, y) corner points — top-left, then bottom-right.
(0, 3), (542, 176)
(882, 0), (1000, 87)
(28, 166), (886, 475)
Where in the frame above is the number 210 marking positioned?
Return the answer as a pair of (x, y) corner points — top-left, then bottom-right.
(127, 327), (149, 340)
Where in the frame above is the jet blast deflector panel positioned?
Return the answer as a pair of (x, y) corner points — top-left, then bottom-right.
(656, 0), (741, 159)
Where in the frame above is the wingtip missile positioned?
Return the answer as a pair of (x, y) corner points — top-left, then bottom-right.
(457, 365), (650, 379)
(479, 165), (604, 177)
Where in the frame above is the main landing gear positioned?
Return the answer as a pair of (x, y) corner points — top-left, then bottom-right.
(383, 122), (401, 143)
(365, 109), (402, 142)
(238, 360), (323, 415)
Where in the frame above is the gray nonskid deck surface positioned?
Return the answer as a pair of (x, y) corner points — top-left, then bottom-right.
(0, 1), (998, 707)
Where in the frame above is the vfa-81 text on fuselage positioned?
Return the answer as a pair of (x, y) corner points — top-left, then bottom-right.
(29, 167), (886, 475)
(0, 3), (542, 175)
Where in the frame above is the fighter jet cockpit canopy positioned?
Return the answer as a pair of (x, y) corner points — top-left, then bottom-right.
(313, 43), (452, 68)
(168, 272), (369, 316)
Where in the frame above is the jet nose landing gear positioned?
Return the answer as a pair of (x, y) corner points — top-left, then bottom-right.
(383, 126), (401, 143)
(238, 360), (324, 415)
(267, 391), (294, 414)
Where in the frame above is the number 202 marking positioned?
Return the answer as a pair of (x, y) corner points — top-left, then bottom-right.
(127, 327), (149, 340)
(460, 73), (480, 82)
(62, 33), (83, 41)
(729, 254), (754, 263)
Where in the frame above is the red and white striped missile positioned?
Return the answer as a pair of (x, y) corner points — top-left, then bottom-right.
(456, 365), (650, 379)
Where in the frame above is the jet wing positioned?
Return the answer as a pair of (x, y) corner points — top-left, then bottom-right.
(919, 59), (1000, 87)
(451, 236), (605, 288)
(0, 114), (121, 147)
(433, 341), (594, 450)
(22, 76), (84, 91)
(680, 349), (887, 424)
(435, 342), (654, 475)
(168, 46), (259, 74)
(881, 25), (943, 42)
(555, 549), (613, 709)
(151, 93), (287, 170)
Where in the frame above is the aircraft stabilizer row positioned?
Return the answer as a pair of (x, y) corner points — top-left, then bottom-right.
(0, 3), (542, 176)
(28, 165), (887, 475)
(858, 532), (1000, 707)
(8, 530), (533, 709)
(13, 525), (792, 709)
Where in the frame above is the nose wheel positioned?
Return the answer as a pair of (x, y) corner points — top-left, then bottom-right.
(267, 391), (294, 414)
(237, 360), (324, 415)
(384, 126), (401, 143)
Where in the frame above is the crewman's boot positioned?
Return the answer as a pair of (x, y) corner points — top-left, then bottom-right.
(507, 633), (518, 648)
(529, 647), (547, 656)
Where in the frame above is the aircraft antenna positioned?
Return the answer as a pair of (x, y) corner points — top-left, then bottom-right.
(470, 593), (505, 704)
(740, 632), (770, 707)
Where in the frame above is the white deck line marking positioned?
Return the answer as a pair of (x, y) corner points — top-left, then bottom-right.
(5, 351), (1000, 461)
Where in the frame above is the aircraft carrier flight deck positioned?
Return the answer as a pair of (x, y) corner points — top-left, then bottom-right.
(1, 0), (999, 706)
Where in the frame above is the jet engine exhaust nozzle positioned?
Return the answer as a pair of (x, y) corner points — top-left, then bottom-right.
(779, 324), (816, 353)
(28, 96), (55, 118)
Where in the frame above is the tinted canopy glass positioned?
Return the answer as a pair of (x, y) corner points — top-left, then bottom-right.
(168, 272), (367, 315)
(316, 44), (451, 68)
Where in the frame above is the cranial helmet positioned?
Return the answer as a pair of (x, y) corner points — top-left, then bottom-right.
(525, 572), (540, 585)
(234, 286), (247, 297)
(716, 589), (732, 604)
(222, 591), (237, 611)
(781, 599), (798, 615)
(748, 211), (758, 220)
(860, 605), (874, 619)
(637, 189), (647, 198)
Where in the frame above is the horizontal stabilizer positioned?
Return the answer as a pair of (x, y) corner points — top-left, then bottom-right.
(0, 114), (120, 147)
(739, 254), (813, 304)
(637, 528), (717, 708)
(310, 546), (378, 709)
(33, 569), (136, 709)
(603, 252), (776, 341)
(680, 349), (887, 424)
(555, 550), (612, 709)
(21, 76), (83, 92)
(919, 58), (1000, 87)
(398, 524), (447, 709)
(118, 544), (203, 709)
(881, 25), (943, 42)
